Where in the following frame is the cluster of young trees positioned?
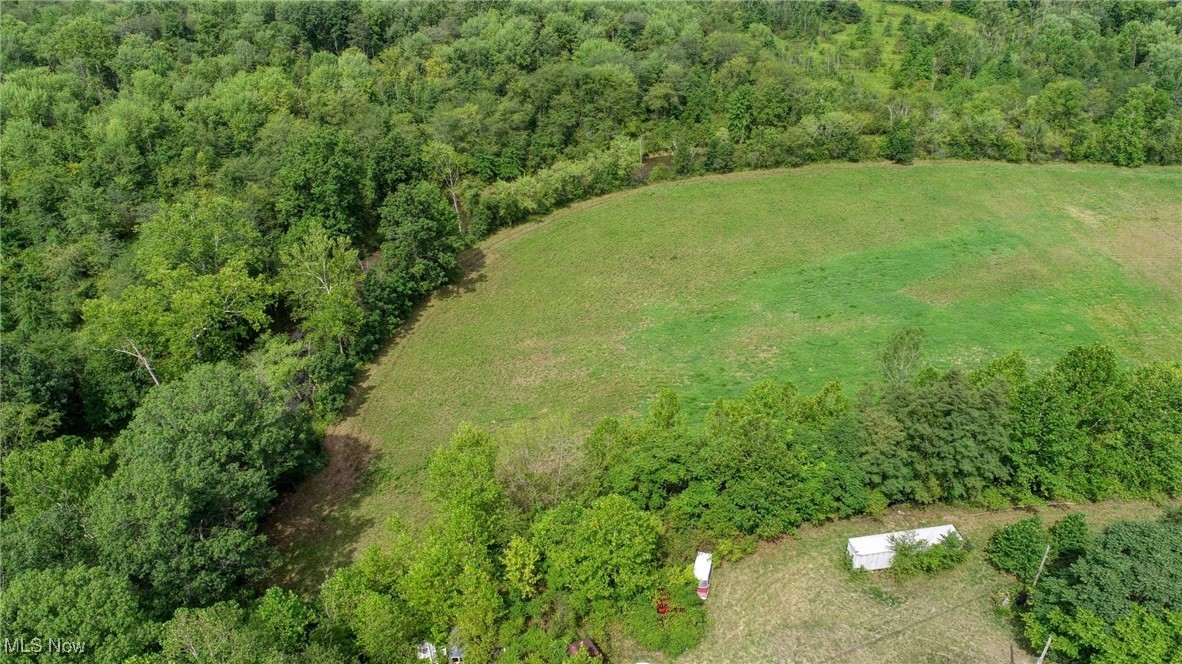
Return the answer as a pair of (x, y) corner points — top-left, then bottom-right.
(988, 511), (1182, 662)
(305, 340), (1179, 662)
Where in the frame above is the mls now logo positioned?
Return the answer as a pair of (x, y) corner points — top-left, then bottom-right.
(4, 638), (87, 655)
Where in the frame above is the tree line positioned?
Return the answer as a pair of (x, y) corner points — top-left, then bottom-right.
(988, 510), (1182, 662)
(7, 335), (1173, 662)
(5, 0), (1182, 445)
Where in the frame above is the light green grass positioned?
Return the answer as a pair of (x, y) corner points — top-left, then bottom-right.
(269, 162), (1182, 591)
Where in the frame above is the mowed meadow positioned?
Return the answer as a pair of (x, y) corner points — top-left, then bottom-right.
(268, 162), (1182, 588)
(616, 500), (1174, 664)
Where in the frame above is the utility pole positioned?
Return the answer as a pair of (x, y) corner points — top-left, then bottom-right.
(1031, 544), (1052, 587)
(1035, 635), (1053, 664)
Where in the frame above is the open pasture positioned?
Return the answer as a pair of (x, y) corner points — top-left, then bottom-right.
(267, 162), (1182, 590)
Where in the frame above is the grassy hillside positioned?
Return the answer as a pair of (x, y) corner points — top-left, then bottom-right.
(267, 162), (1182, 588)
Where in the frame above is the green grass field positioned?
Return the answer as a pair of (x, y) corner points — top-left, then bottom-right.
(265, 161), (1182, 591)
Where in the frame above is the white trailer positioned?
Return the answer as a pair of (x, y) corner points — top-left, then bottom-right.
(694, 551), (713, 600)
(846, 524), (961, 571)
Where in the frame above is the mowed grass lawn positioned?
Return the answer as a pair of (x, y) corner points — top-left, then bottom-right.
(268, 161), (1182, 589)
(615, 500), (1175, 664)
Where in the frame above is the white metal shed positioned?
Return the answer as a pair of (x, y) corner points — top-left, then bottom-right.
(846, 524), (960, 571)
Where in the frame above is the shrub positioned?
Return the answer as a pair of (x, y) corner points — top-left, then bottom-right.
(890, 532), (967, 580)
(620, 567), (707, 657)
(646, 163), (676, 183)
(987, 516), (1051, 583)
(976, 487), (1012, 511)
(1049, 513), (1090, 565)
(866, 490), (889, 519)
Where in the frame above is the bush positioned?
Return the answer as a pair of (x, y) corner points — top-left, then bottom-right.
(866, 490), (889, 519)
(620, 567), (707, 657)
(987, 516), (1051, 583)
(976, 486), (1012, 511)
(890, 532), (967, 580)
(1049, 513), (1090, 565)
(885, 119), (917, 164)
(646, 163), (676, 183)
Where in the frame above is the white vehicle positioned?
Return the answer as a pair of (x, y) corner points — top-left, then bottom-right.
(694, 551), (713, 600)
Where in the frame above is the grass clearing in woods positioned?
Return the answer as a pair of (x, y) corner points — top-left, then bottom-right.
(265, 161), (1182, 593)
(614, 500), (1174, 664)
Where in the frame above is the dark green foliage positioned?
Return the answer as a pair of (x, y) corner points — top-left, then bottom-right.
(2, 435), (110, 521)
(661, 380), (867, 543)
(250, 587), (315, 654)
(885, 119), (917, 164)
(0, 335), (80, 445)
(621, 568), (708, 657)
(0, 504), (98, 582)
(1037, 520), (1182, 624)
(987, 516), (1051, 583)
(277, 127), (369, 242)
(860, 369), (1010, 504)
(590, 392), (697, 511)
(1025, 517), (1182, 661)
(673, 139), (698, 175)
(727, 85), (755, 142)
(532, 495), (663, 609)
(379, 181), (464, 293)
(1105, 99), (1147, 168)
(1049, 513), (1091, 567)
(704, 130), (735, 173)
(0, 565), (158, 664)
(1008, 345), (1182, 501)
(368, 129), (424, 209)
(86, 363), (320, 614)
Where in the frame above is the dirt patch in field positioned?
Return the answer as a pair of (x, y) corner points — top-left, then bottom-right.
(261, 430), (377, 585)
(1063, 203), (1182, 298)
(902, 250), (1053, 306)
(1064, 204), (1102, 229)
(1089, 220), (1182, 298)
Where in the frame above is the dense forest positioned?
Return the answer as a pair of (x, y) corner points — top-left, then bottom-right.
(2, 1), (1181, 662)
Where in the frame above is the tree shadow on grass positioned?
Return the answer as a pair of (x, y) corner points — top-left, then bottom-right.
(260, 432), (379, 594)
(332, 247), (489, 418)
(438, 246), (488, 300)
(259, 249), (493, 592)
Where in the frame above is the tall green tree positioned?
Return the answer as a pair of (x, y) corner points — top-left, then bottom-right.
(533, 494), (663, 608)
(1, 565), (157, 664)
(279, 222), (364, 355)
(276, 127), (369, 241)
(87, 363), (318, 614)
(422, 140), (470, 233)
